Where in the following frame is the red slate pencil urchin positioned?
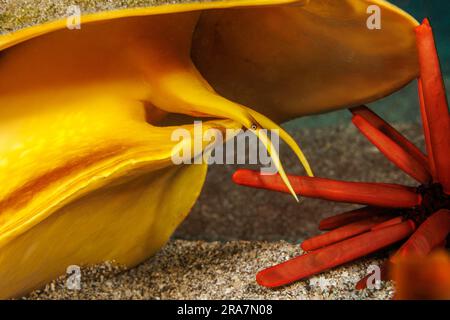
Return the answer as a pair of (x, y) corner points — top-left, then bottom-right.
(232, 19), (450, 290)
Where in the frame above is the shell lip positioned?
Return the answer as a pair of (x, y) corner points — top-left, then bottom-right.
(0, 0), (303, 51)
(0, 119), (239, 249)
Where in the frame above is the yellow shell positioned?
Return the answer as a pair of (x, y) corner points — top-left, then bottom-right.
(0, 0), (418, 298)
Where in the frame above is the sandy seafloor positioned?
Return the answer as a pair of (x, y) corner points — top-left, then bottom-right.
(25, 124), (425, 300)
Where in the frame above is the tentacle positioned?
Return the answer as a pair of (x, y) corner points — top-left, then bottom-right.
(318, 206), (394, 231)
(148, 67), (312, 200)
(415, 19), (450, 193)
(232, 169), (422, 208)
(301, 215), (393, 251)
(129, 16), (312, 200)
(350, 106), (429, 170)
(352, 114), (432, 184)
(245, 107), (313, 177)
(253, 128), (300, 201)
(256, 221), (416, 288)
(391, 209), (450, 263)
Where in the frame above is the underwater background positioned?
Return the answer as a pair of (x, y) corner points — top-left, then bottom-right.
(288, 0), (450, 128)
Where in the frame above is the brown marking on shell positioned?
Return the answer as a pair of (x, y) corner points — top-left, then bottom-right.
(0, 145), (129, 213)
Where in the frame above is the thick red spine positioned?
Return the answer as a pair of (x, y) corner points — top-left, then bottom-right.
(352, 114), (431, 184)
(301, 215), (392, 251)
(415, 19), (450, 193)
(232, 169), (421, 208)
(392, 209), (450, 263)
(351, 106), (429, 171)
(319, 207), (392, 231)
(371, 216), (404, 231)
(256, 221), (416, 288)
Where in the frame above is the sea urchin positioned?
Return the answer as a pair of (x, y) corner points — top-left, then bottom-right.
(232, 19), (450, 290)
